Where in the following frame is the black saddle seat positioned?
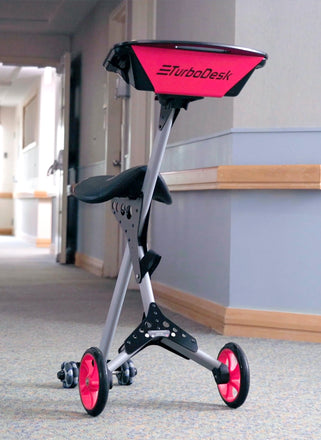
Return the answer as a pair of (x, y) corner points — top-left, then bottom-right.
(74, 165), (172, 205)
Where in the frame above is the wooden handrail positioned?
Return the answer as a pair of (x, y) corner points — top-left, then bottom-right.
(162, 164), (321, 191)
(0, 192), (13, 199)
(13, 191), (53, 199)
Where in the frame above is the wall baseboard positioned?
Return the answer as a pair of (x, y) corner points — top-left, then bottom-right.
(36, 238), (51, 248)
(153, 281), (226, 333)
(0, 228), (13, 235)
(75, 252), (104, 277)
(152, 281), (321, 343)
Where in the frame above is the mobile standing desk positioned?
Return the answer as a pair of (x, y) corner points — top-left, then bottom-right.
(57, 40), (267, 416)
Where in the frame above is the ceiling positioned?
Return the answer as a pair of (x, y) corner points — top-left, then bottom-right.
(0, 0), (101, 106)
(0, 64), (45, 106)
(0, 0), (100, 35)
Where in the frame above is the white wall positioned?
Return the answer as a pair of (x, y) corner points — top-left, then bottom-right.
(0, 107), (15, 230)
(156, 0), (236, 144)
(14, 78), (41, 192)
(234, 0), (321, 129)
(155, 0), (321, 132)
(0, 107), (15, 193)
(13, 69), (58, 243)
(155, 0), (321, 147)
(13, 70), (58, 193)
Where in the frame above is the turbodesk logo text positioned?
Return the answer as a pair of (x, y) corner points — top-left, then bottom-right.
(157, 64), (232, 80)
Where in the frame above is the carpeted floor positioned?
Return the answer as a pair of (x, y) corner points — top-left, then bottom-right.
(0, 236), (320, 440)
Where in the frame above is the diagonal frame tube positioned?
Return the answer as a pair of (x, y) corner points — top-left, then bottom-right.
(99, 245), (132, 360)
(139, 107), (175, 237)
(100, 106), (175, 362)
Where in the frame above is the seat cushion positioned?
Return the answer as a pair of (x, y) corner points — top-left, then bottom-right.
(74, 165), (172, 205)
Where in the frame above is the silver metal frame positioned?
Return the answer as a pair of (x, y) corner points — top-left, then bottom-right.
(99, 105), (222, 374)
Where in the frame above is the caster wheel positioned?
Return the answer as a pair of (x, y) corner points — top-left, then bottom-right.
(216, 342), (250, 408)
(79, 347), (109, 417)
(116, 359), (137, 385)
(57, 361), (79, 388)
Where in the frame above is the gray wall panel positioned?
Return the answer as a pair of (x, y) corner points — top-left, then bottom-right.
(152, 191), (231, 306)
(229, 191), (321, 314)
(231, 130), (321, 165)
(162, 132), (233, 172)
(162, 129), (321, 173)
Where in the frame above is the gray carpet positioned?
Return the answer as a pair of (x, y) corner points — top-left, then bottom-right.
(0, 236), (320, 439)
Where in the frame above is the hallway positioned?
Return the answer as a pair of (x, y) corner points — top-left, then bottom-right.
(0, 237), (320, 439)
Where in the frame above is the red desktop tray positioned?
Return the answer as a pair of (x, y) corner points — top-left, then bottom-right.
(104, 40), (267, 98)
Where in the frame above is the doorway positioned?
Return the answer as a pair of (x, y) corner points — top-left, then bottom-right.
(0, 64), (58, 250)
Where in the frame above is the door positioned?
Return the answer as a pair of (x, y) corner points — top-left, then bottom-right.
(54, 52), (71, 264)
(65, 55), (81, 263)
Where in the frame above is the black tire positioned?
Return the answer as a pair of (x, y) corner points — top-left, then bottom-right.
(216, 342), (250, 408)
(57, 361), (79, 388)
(79, 347), (108, 417)
(116, 359), (137, 385)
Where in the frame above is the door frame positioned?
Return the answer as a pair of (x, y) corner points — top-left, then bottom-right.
(103, 0), (156, 277)
(103, 1), (128, 277)
(0, 54), (68, 252)
(55, 52), (71, 264)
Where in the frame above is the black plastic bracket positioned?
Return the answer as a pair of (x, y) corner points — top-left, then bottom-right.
(157, 96), (204, 130)
(212, 363), (230, 385)
(140, 250), (161, 279)
(158, 105), (174, 130)
(124, 302), (198, 355)
(112, 197), (161, 283)
(112, 197), (143, 281)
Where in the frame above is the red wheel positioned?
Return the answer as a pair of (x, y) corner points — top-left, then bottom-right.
(217, 342), (250, 408)
(79, 347), (108, 416)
